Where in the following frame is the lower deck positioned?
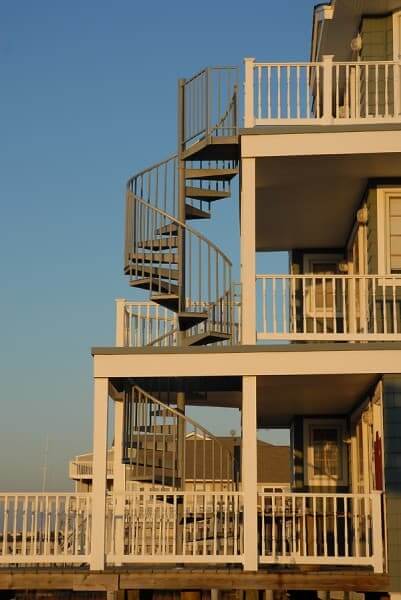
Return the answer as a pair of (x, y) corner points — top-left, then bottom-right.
(0, 568), (391, 593)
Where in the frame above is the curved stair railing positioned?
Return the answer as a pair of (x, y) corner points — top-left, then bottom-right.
(123, 385), (239, 491)
(124, 65), (239, 347)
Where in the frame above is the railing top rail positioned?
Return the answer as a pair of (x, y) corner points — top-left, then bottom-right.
(129, 193), (232, 268)
(256, 273), (401, 280)
(126, 153), (177, 190)
(259, 491), (381, 498)
(252, 59), (401, 67)
(0, 492), (93, 498)
(108, 490), (243, 497)
(253, 61), (323, 67)
(184, 65), (239, 86)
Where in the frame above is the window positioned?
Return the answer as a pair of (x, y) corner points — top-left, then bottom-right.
(304, 419), (348, 487)
(388, 194), (401, 273)
(303, 255), (342, 317)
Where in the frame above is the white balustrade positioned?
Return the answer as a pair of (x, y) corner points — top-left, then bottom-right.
(258, 491), (383, 573)
(69, 461), (113, 479)
(117, 297), (241, 348)
(106, 491), (243, 564)
(244, 58), (401, 126)
(256, 274), (401, 341)
(0, 494), (91, 565)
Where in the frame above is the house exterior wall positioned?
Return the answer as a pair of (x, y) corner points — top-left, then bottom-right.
(382, 375), (401, 592)
(360, 15), (393, 61)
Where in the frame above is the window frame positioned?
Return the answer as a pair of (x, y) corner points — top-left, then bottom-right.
(302, 254), (343, 318)
(303, 418), (348, 487)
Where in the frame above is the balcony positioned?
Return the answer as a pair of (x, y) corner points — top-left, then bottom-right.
(69, 460), (113, 479)
(256, 274), (401, 342)
(0, 490), (384, 572)
(244, 57), (401, 127)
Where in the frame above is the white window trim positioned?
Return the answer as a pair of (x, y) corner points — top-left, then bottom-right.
(302, 254), (343, 317)
(377, 187), (401, 274)
(303, 418), (348, 487)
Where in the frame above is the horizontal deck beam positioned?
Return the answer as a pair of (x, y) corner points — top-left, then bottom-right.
(0, 569), (390, 592)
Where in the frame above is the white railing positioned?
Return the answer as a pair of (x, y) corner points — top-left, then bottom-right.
(244, 57), (401, 127)
(106, 491), (243, 564)
(258, 492), (383, 573)
(116, 296), (242, 347)
(0, 493), (91, 565)
(256, 274), (401, 341)
(69, 460), (113, 479)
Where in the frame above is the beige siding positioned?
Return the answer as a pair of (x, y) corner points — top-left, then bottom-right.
(366, 187), (378, 274)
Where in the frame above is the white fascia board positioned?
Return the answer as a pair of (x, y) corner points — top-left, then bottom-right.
(93, 348), (401, 379)
(241, 130), (401, 159)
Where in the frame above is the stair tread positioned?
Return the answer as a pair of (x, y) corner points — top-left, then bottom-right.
(185, 168), (238, 182)
(151, 293), (180, 312)
(178, 311), (208, 331)
(185, 204), (211, 220)
(182, 136), (239, 161)
(129, 278), (179, 295)
(137, 237), (178, 250)
(126, 252), (178, 265)
(185, 186), (230, 202)
(184, 331), (231, 346)
(155, 223), (179, 236)
(125, 263), (179, 280)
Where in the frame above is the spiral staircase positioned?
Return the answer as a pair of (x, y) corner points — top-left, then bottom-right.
(124, 67), (239, 347)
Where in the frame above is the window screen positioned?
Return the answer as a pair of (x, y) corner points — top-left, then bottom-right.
(311, 427), (341, 478)
(389, 195), (401, 272)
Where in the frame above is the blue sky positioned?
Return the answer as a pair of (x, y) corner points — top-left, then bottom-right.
(0, 0), (318, 490)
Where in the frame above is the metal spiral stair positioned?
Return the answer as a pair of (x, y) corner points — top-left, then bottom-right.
(124, 67), (239, 347)
(123, 385), (238, 490)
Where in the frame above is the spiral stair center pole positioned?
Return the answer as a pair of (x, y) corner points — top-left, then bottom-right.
(176, 78), (187, 557)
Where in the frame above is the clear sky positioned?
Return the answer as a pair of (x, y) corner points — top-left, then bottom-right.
(0, 0), (318, 491)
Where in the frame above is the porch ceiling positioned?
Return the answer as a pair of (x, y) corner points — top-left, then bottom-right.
(317, 0), (401, 61)
(256, 373), (378, 427)
(255, 152), (401, 251)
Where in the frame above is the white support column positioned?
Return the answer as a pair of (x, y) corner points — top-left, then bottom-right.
(244, 58), (255, 128)
(371, 490), (384, 574)
(322, 55), (334, 123)
(241, 157), (256, 345)
(242, 375), (258, 571)
(90, 377), (109, 571)
(113, 397), (126, 563)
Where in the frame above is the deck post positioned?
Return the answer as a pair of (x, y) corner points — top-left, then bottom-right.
(322, 55), (334, 123)
(90, 377), (109, 571)
(241, 157), (256, 344)
(242, 375), (258, 571)
(244, 58), (255, 128)
(371, 491), (384, 574)
(112, 397), (126, 564)
(115, 298), (127, 347)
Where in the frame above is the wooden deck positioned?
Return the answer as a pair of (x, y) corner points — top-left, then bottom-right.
(0, 569), (390, 593)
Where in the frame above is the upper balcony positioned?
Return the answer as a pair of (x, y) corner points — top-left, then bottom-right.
(244, 56), (401, 128)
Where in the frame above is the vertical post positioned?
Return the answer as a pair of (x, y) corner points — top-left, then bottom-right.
(241, 158), (256, 344)
(244, 58), (255, 128)
(115, 298), (126, 347)
(322, 55), (334, 123)
(371, 491), (384, 573)
(90, 377), (109, 571)
(176, 390), (186, 556)
(113, 397), (126, 564)
(177, 78), (187, 316)
(394, 62), (401, 117)
(242, 375), (258, 571)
